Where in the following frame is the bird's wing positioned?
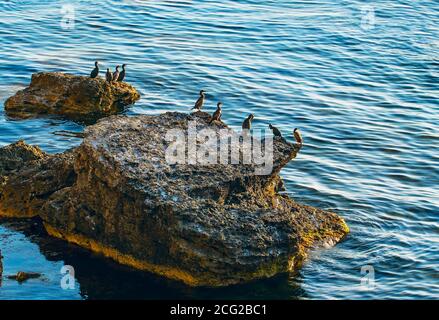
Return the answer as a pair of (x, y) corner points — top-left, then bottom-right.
(209, 110), (217, 122)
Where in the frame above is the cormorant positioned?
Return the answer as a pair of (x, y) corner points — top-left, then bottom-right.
(242, 114), (254, 130)
(106, 68), (113, 83)
(118, 64), (126, 82)
(90, 61), (99, 78)
(209, 102), (223, 124)
(192, 90), (206, 110)
(269, 124), (282, 137)
(293, 128), (303, 145)
(112, 65), (120, 83)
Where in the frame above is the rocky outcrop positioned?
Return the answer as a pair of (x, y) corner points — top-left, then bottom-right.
(4, 72), (140, 121)
(0, 112), (349, 287)
(0, 141), (76, 218)
(0, 140), (47, 175)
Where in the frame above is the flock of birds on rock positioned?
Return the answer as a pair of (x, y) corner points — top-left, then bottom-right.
(90, 61), (126, 83)
(0, 250), (3, 280)
(89, 62), (303, 146)
(190, 89), (303, 146)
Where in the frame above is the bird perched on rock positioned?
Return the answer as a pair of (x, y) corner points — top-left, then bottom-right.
(118, 64), (126, 82)
(106, 68), (113, 83)
(209, 102), (223, 124)
(293, 128), (303, 145)
(192, 90), (206, 110)
(113, 66), (120, 83)
(90, 61), (99, 78)
(269, 124), (282, 137)
(0, 250), (3, 280)
(242, 114), (254, 130)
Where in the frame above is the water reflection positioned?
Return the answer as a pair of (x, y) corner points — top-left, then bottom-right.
(0, 218), (304, 300)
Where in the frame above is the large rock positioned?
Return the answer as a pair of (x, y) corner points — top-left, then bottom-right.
(0, 112), (349, 286)
(4, 72), (140, 121)
(0, 249), (3, 280)
(0, 140), (47, 176)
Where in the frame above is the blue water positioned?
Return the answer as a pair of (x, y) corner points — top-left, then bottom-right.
(0, 0), (438, 299)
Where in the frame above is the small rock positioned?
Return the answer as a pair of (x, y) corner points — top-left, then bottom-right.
(8, 271), (42, 283)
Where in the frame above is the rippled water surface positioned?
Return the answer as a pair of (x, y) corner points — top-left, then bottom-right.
(0, 0), (438, 299)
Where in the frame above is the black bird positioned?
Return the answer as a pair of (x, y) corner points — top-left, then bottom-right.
(112, 65), (120, 83)
(269, 124), (282, 137)
(209, 102), (223, 124)
(118, 64), (126, 82)
(242, 114), (254, 130)
(293, 128), (303, 145)
(106, 68), (113, 83)
(90, 61), (99, 78)
(192, 90), (206, 110)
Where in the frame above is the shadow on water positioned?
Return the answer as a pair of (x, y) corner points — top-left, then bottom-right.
(0, 218), (305, 300)
(4, 109), (124, 127)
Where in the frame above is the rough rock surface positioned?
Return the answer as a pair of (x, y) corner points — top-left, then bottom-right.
(0, 141), (75, 218)
(4, 72), (140, 121)
(7, 271), (42, 283)
(0, 112), (349, 286)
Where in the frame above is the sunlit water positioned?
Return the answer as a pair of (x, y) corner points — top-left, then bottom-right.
(0, 0), (438, 300)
